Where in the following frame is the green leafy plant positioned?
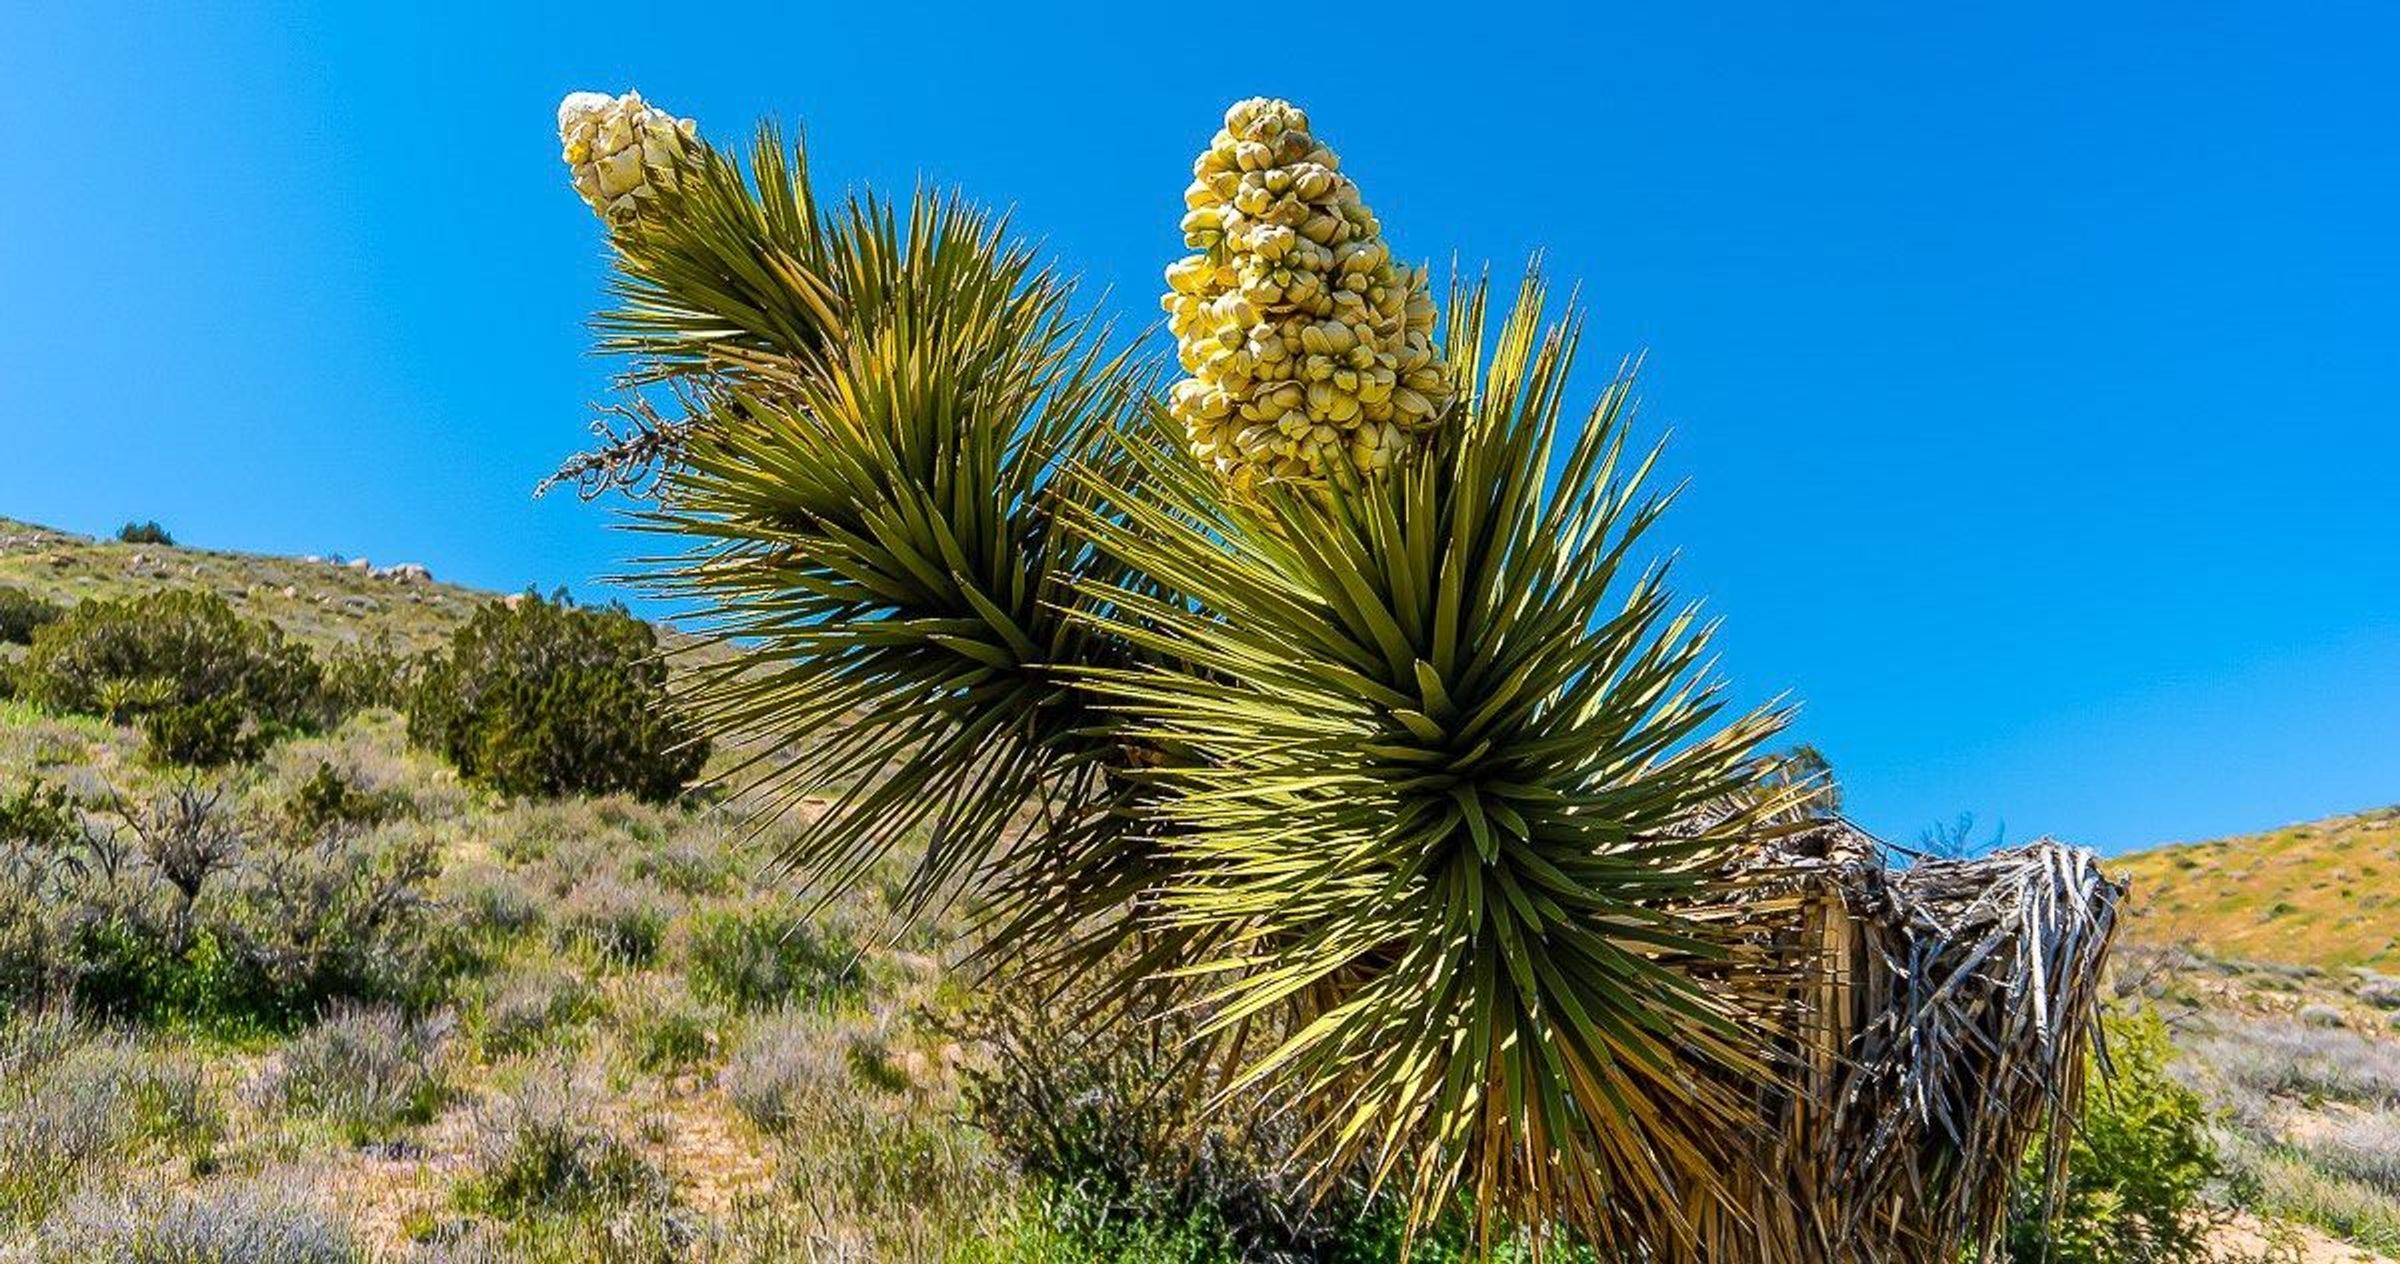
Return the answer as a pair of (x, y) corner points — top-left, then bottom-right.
(8, 784), (445, 1030)
(463, 1073), (669, 1218)
(115, 520), (174, 546)
(682, 903), (857, 1011)
(0, 778), (82, 852)
(138, 696), (266, 767)
(406, 594), (706, 802)
(17, 590), (323, 755)
(0, 588), (63, 646)
(2006, 1008), (2227, 1263)
(282, 761), (405, 837)
(316, 638), (420, 721)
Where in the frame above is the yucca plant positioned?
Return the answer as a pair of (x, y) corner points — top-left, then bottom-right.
(1062, 269), (1802, 1251)
(558, 97), (1162, 947)
(546, 91), (2117, 1260)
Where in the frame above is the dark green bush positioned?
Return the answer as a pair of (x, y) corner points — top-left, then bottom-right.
(317, 639), (420, 721)
(116, 520), (175, 546)
(18, 591), (322, 760)
(139, 698), (266, 767)
(0, 588), (63, 646)
(283, 761), (405, 837)
(0, 780), (87, 1012)
(0, 779), (82, 853)
(2005, 1007), (2226, 1263)
(407, 594), (706, 802)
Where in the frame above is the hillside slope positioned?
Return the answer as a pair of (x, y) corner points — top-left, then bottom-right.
(2115, 805), (2400, 969)
(0, 517), (487, 655)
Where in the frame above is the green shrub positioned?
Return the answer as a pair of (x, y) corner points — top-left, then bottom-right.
(0, 589), (63, 647)
(282, 762), (404, 837)
(115, 520), (174, 546)
(6, 787), (448, 1030)
(620, 981), (715, 1073)
(18, 591), (322, 749)
(2006, 1008), (2225, 1263)
(628, 838), (734, 897)
(138, 698), (265, 767)
(0, 779), (82, 852)
(0, 1020), (226, 1226)
(406, 594), (706, 802)
(969, 1204), (1237, 1264)
(962, 977), (1367, 1262)
(683, 904), (857, 1011)
(316, 640), (419, 721)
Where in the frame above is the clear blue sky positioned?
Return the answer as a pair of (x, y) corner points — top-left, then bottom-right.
(5, 3), (2396, 853)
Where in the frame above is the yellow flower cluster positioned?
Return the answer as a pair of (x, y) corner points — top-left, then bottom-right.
(1163, 99), (1449, 487)
(557, 90), (698, 222)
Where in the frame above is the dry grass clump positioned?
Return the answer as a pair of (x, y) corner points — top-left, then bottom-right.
(0, 1015), (223, 1227)
(439, 856), (545, 942)
(719, 1008), (858, 1137)
(463, 1070), (672, 1220)
(2299, 1002), (2346, 1029)
(253, 1003), (452, 1144)
(2164, 1001), (2400, 1256)
(2287, 1112), (2400, 1197)
(33, 1173), (362, 1263)
(2222, 1132), (2400, 1255)
(610, 975), (718, 1075)
(2356, 973), (2400, 1011)
(553, 874), (669, 968)
(2191, 1014), (2400, 1109)
(476, 963), (598, 1056)
(627, 832), (738, 899)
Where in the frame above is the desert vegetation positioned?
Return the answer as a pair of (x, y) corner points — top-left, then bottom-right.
(1, 512), (2392, 1260)
(0, 77), (2386, 1259)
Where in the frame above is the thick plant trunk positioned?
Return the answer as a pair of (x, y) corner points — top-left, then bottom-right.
(1705, 827), (2124, 1263)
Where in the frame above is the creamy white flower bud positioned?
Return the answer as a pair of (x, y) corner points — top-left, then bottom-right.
(1160, 98), (1453, 483)
(558, 90), (698, 222)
